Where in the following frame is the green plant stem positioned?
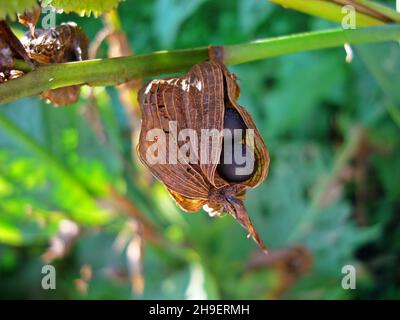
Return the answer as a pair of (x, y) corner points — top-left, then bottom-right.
(1, 25), (400, 105)
(223, 24), (400, 64)
(13, 59), (33, 72)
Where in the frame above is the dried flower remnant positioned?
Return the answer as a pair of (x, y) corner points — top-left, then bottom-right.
(137, 51), (270, 252)
(18, 4), (41, 38)
(42, 219), (80, 263)
(21, 22), (89, 106)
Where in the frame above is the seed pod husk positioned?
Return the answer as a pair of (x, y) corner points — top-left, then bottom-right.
(0, 20), (35, 69)
(137, 57), (270, 252)
(21, 23), (88, 106)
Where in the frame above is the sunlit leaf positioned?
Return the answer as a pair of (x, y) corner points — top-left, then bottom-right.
(269, 0), (385, 26)
(154, 0), (206, 48)
(0, 220), (23, 245)
(356, 42), (400, 127)
(0, 0), (37, 20)
(238, 0), (274, 34)
(40, 0), (123, 17)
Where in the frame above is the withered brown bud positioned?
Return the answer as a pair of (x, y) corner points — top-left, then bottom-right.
(21, 22), (89, 106)
(137, 55), (270, 252)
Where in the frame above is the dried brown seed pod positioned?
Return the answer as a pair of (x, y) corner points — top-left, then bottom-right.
(40, 85), (82, 106)
(1, 20), (34, 83)
(137, 54), (270, 252)
(22, 22), (88, 64)
(21, 22), (88, 106)
(0, 20), (35, 69)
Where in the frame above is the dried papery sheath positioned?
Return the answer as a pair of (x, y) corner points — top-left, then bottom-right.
(17, 4), (41, 38)
(137, 52), (269, 252)
(21, 22), (89, 106)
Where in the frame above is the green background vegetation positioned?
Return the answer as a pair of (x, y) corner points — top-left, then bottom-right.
(0, 0), (399, 299)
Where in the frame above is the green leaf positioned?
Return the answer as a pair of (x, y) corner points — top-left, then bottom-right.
(154, 0), (206, 48)
(245, 143), (378, 298)
(0, 0), (37, 20)
(40, 0), (123, 17)
(0, 109), (112, 226)
(261, 52), (345, 137)
(269, 0), (386, 26)
(238, 0), (274, 34)
(0, 219), (23, 245)
(356, 42), (400, 127)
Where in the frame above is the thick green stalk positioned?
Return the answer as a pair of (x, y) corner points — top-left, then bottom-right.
(1, 25), (400, 105)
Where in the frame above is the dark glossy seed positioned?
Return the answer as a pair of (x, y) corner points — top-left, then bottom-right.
(223, 107), (246, 140)
(218, 107), (258, 182)
(218, 143), (257, 183)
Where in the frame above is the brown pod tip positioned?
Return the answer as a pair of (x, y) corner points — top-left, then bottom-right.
(208, 187), (268, 254)
(225, 197), (268, 253)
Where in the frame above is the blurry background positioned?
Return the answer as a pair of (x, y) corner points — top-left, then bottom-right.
(0, 0), (399, 299)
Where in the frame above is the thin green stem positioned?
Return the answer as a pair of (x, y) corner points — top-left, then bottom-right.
(1, 25), (400, 105)
(223, 24), (400, 64)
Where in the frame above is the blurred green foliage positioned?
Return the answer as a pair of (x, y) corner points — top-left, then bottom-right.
(0, 0), (399, 299)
